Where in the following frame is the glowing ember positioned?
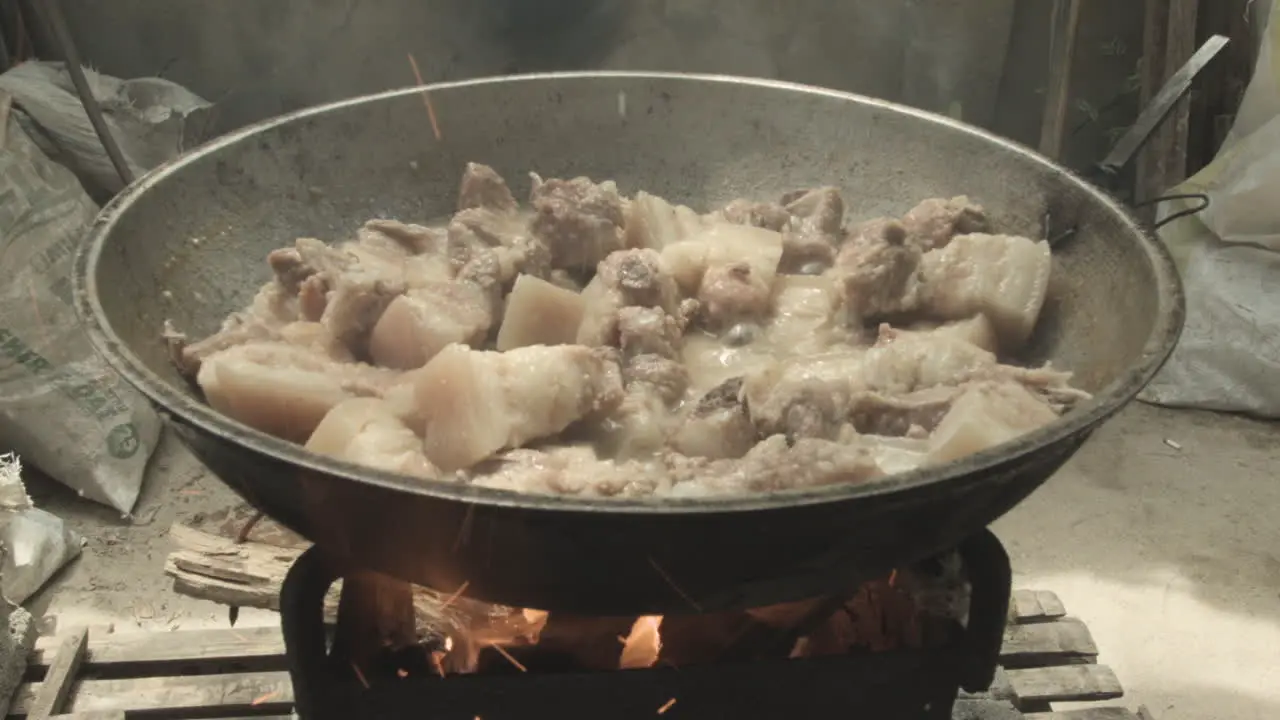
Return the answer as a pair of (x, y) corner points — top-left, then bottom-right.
(619, 615), (664, 669)
(407, 555), (965, 676)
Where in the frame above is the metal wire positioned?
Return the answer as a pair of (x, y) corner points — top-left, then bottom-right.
(1136, 192), (1212, 230)
(29, 0), (135, 186)
(1044, 192), (1211, 249)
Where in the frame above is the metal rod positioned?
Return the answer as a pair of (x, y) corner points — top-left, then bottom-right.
(30, 0), (135, 186)
(1096, 34), (1230, 181)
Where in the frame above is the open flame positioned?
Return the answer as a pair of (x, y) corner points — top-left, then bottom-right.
(417, 565), (961, 677)
(619, 615), (664, 669)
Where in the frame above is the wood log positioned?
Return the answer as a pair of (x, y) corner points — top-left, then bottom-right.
(1139, 0), (1200, 210)
(1136, 0), (1172, 222)
(1157, 0), (1201, 186)
(164, 524), (479, 644)
(27, 628), (87, 720)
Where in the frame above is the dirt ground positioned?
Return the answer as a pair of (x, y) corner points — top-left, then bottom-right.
(23, 402), (1280, 720)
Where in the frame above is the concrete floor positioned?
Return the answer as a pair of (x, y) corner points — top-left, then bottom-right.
(23, 402), (1280, 720)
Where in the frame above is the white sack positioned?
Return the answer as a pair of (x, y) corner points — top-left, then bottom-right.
(0, 61), (212, 198)
(0, 454), (82, 606)
(0, 94), (161, 513)
(1140, 0), (1280, 416)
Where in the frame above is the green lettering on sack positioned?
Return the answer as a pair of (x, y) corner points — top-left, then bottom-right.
(106, 423), (141, 459)
(0, 327), (129, 422)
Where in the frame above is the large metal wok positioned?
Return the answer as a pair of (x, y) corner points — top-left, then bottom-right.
(74, 73), (1183, 615)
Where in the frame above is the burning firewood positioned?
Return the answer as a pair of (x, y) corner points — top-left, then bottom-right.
(166, 519), (968, 676)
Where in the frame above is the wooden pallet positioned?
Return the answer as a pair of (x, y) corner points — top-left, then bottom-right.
(6, 588), (1151, 720)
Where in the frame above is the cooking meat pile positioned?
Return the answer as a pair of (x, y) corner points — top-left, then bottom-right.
(165, 163), (1089, 498)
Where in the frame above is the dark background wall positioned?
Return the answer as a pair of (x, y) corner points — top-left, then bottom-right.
(30, 0), (1147, 171)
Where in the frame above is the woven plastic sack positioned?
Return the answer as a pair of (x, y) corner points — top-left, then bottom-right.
(1140, 0), (1280, 415)
(0, 96), (161, 513)
(0, 454), (82, 605)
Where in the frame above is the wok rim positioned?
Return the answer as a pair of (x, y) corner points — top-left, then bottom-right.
(73, 71), (1186, 516)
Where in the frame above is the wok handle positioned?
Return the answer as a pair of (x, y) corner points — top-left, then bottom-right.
(955, 528), (1012, 693)
(280, 545), (342, 719)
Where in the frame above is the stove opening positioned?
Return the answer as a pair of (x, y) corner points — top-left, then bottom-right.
(280, 530), (1010, 720)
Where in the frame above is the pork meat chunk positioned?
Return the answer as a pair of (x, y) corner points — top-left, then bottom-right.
(448, 207), (551, 284)
(667, 434), (882, 497)
(742, 351), (866, 440)
(697, 261), (772, 329)
(862, 325), (1086, 409)
(457, 162), (518, 213)
(927, 381), (1057, 464)
(592, 384), (677, 461)
(670, 378), (756, 460)
(599, 249), (680, 311)
(779, 186), (845, 273)
(847, 386), (960, 437)
(171, 314), (355, 379)
(917, 233), (1051, 351)
(358, 219), (449, 258)
(267, 237), (371, 293)
(414, 344), (625, 471)
(529, 174), (627, 270)
(660, 223), (784, 297)
(830, 219), (922, 321)
(625, 191), (708, 250)
(715, 198), (791, 232)
(892, 316), (1000, 355)
(197, 341), (399, 443)
(617, 306), (683, 360)
(496, 274), (587, 351)
(319, 269), (407, 356)
(901, 196), (989, 252)
(622, 353), (689, 405)
(577, 249), (680, 347)
(368, 281), (495, 369)
(471, 446), (663, 497)
(239, 281), (302, 328)
(307, 398), (439, 479)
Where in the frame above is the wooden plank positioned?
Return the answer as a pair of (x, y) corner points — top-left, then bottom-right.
(29, 626), (286, 674)
(1038, 0), (1084, 159)
(11, 672), (295, 716)
(26, 628), (87, 720)
(1158, 0), (1201, 186)
(1190, 0), (1256, 172)
(26, 594), (1081, 672)
(164, 524), (305, 612)
(14, 665), (1122, 718)
(0, 92), (13, 151)
(1136, 0), (1171, 219)
(1011, 590), (1068, 622)
(1006, 664), (1124, 704)
(1000, 618), (1098, 668)
(164, 524), (471, 644)
(1026, 708), (1140, 720)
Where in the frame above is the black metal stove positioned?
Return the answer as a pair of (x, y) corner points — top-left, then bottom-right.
(279, 530), (1010, 720)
